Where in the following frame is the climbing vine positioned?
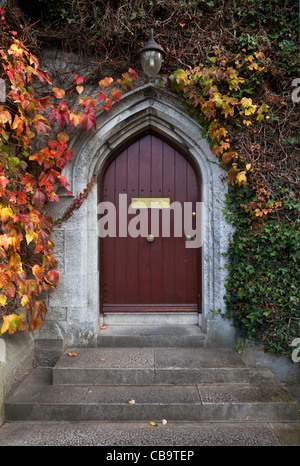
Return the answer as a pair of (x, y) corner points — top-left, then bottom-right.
(169, 46), (299, 357)
(0, 8), (137, 334)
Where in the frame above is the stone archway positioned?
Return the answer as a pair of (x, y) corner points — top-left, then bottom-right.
(44, 83), (235, 348)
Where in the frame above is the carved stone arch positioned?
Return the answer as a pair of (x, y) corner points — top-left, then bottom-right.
(45, 83), (235, 348)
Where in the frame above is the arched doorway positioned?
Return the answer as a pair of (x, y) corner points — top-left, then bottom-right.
(98, 132), (202, 319)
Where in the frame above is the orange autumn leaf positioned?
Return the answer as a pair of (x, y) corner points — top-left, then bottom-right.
(68, 352), (77, 357)
(52, 87), (65, 99)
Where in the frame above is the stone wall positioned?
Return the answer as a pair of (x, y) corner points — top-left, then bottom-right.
(0, 332), (35, 426)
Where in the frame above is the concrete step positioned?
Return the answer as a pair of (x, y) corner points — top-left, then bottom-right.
(97, 325), (206, 347)
(4, 366), (298, 422)
(52, 347), (250, 385)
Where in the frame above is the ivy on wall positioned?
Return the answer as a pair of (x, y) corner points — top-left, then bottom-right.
(169, 47), (299, 357)
(0, 0), (299, 357)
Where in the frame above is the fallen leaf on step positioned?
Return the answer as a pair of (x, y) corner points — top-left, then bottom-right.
(128, 399), (136, 404)
(99, 358), (105, 361)
(149, 421), (157, 426)
(161, 419), (167, 425)
(100, 326), (107, 330)
(68, 352), (77, 357)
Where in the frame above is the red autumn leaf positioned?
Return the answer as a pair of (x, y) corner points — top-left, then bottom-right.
(30, 148), (50, 166)
(16, 191), (27, 205)
(37, 230), (51, 248)
(48, 139), (58, 149)
(34, 300), (47, 319)
(42, 215), (54, 230)
(111, 88), (122, 102)
(32, 188), (48, 207)
(5, 283), (15, 298)
(75, 74), (83, 85)
(38, 169), (60, 191)
(46, 269), (59, 287)
(99, 77), (113, 89)
(57, 175), (70, 188)
(50, 102), (70, 128)
(20, 173), (35, 189)
(129, 68), (138, 80)
(0, 174), (10, 193)
(79, 111), (96, 131)
(64, 149), (73, 162)
(103, 98), (112, 112)
(35, 69), (52, 85)
(98, 92), (106, 101)
(80, 97), (97, 111)
(37, 95), (54, 111)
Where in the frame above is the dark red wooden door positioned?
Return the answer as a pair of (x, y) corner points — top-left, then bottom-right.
(99, 133), (201, 313)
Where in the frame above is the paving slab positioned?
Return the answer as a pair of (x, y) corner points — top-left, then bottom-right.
(270, 422), (300, 446)
(53, 347), (155, 385)
(154, 347), (249, 383)
(97, 325), (206, 347)
(1, 420), (299, 446)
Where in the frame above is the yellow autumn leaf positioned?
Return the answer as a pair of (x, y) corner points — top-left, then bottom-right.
(240, 97), (253, 107)
(149, 422), (157, 426)
(9, 43), (23, 57)
(248, 62), (258, 71)
(76, 85), (84, 94)
(0, 318), (8, 334)
(0, 109), (12, 126)
(0, 207), (13, 222)
(236, 171), (247, 186)
(25, 229), (37, 245)
(69, 112), (82, 127)
(246, 164), (251, 170)
(0, 294), (7, 306)
(244, 105), (257, 115)
(21, 295), (30, 308)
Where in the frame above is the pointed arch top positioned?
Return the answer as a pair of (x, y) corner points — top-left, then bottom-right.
(65, 83), (219, 193)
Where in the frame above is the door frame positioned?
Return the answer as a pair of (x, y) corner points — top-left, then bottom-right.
(98, 129), (203, 316)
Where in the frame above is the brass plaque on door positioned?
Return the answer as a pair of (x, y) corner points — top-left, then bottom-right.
(131, 198), (170, 209)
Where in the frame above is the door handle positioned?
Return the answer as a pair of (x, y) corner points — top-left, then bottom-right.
(185, 234), (196, 241)
(147, 234), (155, 243)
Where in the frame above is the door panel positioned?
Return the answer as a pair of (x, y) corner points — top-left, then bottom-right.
(100, 133), (201, 313)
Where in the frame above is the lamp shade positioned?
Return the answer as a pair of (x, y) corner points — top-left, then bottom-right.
(141, 29), (165, 78)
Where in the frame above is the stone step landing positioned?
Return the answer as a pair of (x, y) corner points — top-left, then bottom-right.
(97, 325), (206, 347)
(4, 347), (298, 423)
